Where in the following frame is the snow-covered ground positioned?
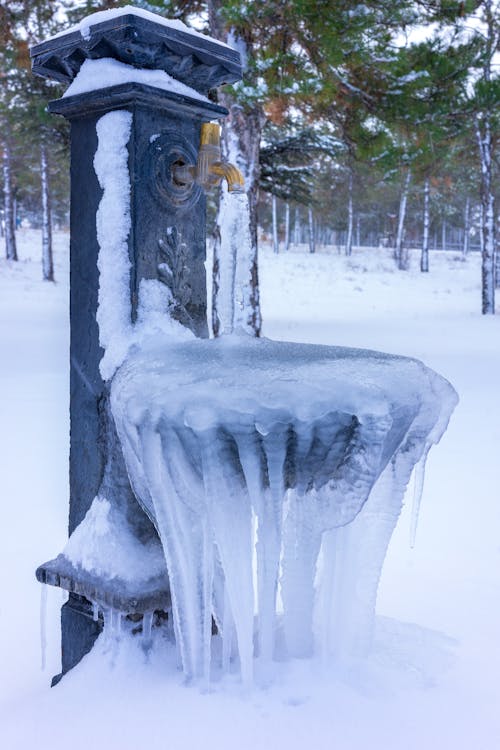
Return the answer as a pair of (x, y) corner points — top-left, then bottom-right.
(1, 230), (499, 749)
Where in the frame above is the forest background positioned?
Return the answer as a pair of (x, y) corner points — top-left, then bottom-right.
(1, 0), (499, 315)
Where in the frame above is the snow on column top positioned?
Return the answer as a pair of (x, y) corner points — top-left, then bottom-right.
(46, 6), (226, 46)
(30, 5), (241, 95)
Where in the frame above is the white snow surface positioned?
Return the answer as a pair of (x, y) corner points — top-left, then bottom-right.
(63, 58), (210, 102)
(1, 233), (500, 748)
(63, 497), (166, 583)
(48, 5), (230, 48)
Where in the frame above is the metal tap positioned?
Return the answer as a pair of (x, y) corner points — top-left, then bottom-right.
(173, 122), (245, 193)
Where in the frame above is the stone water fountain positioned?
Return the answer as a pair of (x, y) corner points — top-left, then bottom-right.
(32, 7), (457, 688)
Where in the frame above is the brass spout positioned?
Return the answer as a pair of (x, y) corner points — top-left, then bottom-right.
(210, 162), (245, 193)
(172, 122), (246, 194)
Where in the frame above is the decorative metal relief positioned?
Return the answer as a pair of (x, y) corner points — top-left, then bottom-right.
(147, 131), (202, 210)
(157, 226), (193, 328)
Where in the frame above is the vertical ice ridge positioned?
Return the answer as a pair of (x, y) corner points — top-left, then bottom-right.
(410, 441), (431, 548)
(281, 490), (322, 657)
(257, 426), (288, 663)
(199, 428), (254, 687)
(140, 425), (213, 683)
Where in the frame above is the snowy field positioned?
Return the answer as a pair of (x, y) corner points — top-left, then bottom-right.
(1, 229), (499, 749)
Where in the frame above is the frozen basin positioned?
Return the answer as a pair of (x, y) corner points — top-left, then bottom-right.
(111, 334), (457, 686)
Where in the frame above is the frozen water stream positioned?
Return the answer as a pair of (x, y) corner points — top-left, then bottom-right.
(110, 335), (457, 687)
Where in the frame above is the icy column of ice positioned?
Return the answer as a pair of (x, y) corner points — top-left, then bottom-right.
(410, 442), (431, 548)
(143, 612), (154, 646)
(255, 424), (288, 663)
(216, 190), (255, 336)
(197, 426), (254, 686)
(93, 110), (133, 381)
(317, 426), (438, 663)
(282, 411), (393, 661)
(231, 194), (255, 334)
(280, 490), (322, 658)
(215, 189), (237, 335)
(139, 423), (213, 683)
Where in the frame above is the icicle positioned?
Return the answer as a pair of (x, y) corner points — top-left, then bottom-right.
(281, 490), (322, 658)
(140, 424), (213, 684)
(410, 443), (431, 548)
(221, 586), (235, 673)
(92, 601), (99, 622)
(40, 584), (48, 671)
(257, 424), (287, 664)
(143, 612), (153, 642)
(200, 428), (254, 687)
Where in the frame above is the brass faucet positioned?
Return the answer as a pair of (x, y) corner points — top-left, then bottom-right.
(173, 123), (245, 194)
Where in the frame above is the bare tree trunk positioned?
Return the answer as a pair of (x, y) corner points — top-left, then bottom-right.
(475, 0), (496, 312)
(209, 1), (264, 336)
(479, 202), (484, 255)
(294, 206), (301, 245)
(284, 202), (290, 252)
(421, 178), (430, 273)
(272, 194), (279, 254)
(2, 140), (17, 261)
(395, 167), (411, 270)
(308, 207), (315, 254)
(462, 195), (470, 256)
(476, 114), (496, 314)
(441, 220), (446, 251)
(41, 145), (54, 282)
(345, 170), (353, 256)
(356, 214), (360, 248)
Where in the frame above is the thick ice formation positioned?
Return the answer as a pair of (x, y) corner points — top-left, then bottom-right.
(111, 334), (457, 686)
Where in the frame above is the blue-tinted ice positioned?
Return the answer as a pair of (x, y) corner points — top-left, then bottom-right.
(111, 334), (457, 686)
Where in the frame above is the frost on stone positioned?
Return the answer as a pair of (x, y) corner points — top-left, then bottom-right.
(110, 334), (458, 686)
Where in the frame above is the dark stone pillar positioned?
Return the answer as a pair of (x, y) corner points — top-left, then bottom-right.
(31, 12), (241, 681)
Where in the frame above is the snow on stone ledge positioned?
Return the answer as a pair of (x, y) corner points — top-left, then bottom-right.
(63, 497), (166, 583)
(64, 58), (210, 102)
(48, 5), (229, 48)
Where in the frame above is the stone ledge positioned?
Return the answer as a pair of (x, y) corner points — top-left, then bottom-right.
(36, 555), (171, 614)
